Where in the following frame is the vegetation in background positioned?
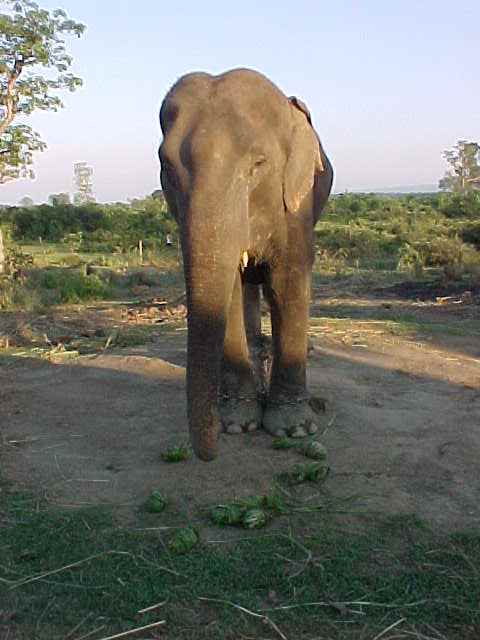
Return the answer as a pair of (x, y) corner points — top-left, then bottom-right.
(439, 140), (480, 193)
(0, 188), (479, 322)
(36, 268), (110, 303)
(0, 194), (177, 250)
(317, 190), (480, 280)
(1, 189), (480, 311)
(0, 0), (85, 182)
(73, 161), (95, 204)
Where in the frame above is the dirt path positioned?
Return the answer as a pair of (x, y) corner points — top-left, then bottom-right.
(1, 286), (480, 531)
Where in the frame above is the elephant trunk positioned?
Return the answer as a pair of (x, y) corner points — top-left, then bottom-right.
(183, 201), (243, 461)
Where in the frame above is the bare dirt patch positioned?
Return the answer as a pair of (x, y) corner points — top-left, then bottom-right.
(1, 281), (480, 531)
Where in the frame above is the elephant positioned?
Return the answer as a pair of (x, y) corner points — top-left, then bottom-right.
(159, 68), (333, 461)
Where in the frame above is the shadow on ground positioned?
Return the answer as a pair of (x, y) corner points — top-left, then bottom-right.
(1, 316), (479, 532)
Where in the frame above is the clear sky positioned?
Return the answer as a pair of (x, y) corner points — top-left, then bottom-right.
(1, 0), (479, 204)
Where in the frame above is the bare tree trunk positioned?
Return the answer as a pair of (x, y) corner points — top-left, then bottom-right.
(0, 229), (5, 275)
(0, 58), (24, 138)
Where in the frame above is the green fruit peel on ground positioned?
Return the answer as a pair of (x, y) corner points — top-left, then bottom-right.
(168, 526), (199, 554)
(145, 490), (167, 513)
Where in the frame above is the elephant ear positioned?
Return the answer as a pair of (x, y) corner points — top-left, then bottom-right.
(283, 97), (324, 214)
(289, 96), (313, 125)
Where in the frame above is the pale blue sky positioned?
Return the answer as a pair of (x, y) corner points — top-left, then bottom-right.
(1, 0), (479, 204)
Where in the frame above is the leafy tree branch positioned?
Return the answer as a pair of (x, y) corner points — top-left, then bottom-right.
(439, 140), (480, 193)
(0, 0), (85, 182)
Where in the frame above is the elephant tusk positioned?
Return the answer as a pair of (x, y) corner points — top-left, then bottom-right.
(242, 251), (249, 268)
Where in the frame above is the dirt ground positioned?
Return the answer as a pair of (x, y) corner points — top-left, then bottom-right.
(1, 278), (480, 531)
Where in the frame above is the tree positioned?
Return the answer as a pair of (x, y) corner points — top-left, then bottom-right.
(48, 192), (70, 206)
(18, 194), (33, 206)
(0, 0), (85, 183)
(73, 161), (94, 204)
(151, 189), (165, 203)
(0, 226), (4, 273)
(439, 140), (480, 193)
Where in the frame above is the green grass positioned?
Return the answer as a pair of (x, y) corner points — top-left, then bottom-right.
(19, 243), (123, 269)
(0, 321), (178, 368)
(1, 488), (479, 639)
(279, 461), (330, 484)
(309, 308), (480, 341)
(161, 443), (193, 462)
(391, 316), (480, 338)
(21, 242), (180, 271)
(1, 241), (184, 312)
(108, 325), (158, 348)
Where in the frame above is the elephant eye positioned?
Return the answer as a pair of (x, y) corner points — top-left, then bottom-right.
(250, 156), (267, 178)
(253, 156), (266, 168)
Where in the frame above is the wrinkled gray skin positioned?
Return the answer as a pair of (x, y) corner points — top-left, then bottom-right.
(159, 69), (333, 461)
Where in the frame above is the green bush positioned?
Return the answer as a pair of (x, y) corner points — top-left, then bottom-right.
(316, 193), (480, 275)
(38, 269), (111, 303)
(79, 240), (119, 253)
(397, 243), (425, 278)
(439, 192), (480, 219)
(398, 237), (480, 281)
(59, 254), (83, 267)
(315, 248), (349, 275)
(0, 279), (42, 310)
(457, 220), (480, 248)
(4, 196), (178, 250)
(10, 204), (109, 241)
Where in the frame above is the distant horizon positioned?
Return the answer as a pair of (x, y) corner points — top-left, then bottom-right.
(0, 183), (442, 207)
(346, 183), (440, 195)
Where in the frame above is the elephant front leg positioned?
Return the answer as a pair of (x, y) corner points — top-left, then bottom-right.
(263, 266), (319, 438)
(220, 272), (263, 434)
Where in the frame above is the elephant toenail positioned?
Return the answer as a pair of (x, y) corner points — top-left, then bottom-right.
(246, 421), (257, 432)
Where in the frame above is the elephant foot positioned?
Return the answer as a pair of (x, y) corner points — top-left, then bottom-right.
(262, 395), (322, 438)
(219, 395), (263, 435)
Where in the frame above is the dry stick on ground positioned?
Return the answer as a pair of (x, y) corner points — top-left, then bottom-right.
(137, 600), (167, 615)
(274, 532), (316, 580)
(132, 526), (178, 532)
(93, 620), (166, 640)
(395, 625), (448, 640)
(206, 532), (289, 544)
(9, 550), (133, 589)
(137, 551), (185, 578)
(422, 622), (449, 640)
(372, 617), (405, 640)
(35, 597), (57, 632)
(74, 625), (106, 640)
(199, 597), (288, 640)
(64, 612), (94, 639)
(259, 598), (429, 613)
(317, 410), (336, 439)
